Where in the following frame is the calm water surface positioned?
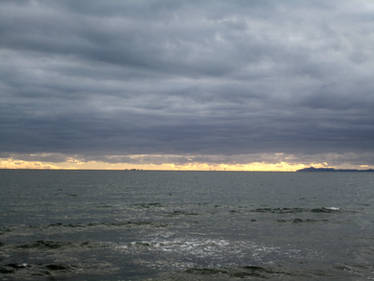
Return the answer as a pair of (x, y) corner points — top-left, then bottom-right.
(1, 170), (374, 280)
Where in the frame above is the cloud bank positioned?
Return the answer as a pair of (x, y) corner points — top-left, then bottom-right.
(1, 0), (374, 168)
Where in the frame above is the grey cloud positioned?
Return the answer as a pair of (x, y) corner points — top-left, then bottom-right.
(0, 0), (373, 166)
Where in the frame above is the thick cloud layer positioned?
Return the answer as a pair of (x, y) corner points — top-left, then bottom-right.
(1, 0), (374, 164)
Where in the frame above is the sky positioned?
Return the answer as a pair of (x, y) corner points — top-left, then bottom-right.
(1, 0), (374, 171)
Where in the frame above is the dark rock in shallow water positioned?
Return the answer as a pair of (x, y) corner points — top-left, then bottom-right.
(239, 266), (294, 278)
(0, 228), (11, 236)
(109, 220), (167, 228)
(18, 240), (72, 249)
(42, 220), (168, 231)
(242, 265), (269, 271)
(134, 202), (163, 208)
(6, 263), (29, 269)
(232, 266), (268, 278)
(45, 264), (71, 271)
(253, 207), (341, 215)
(67, 193), (78, 197)
(252, 207), (305, 214)
(278, 218), (329, 223)
(184, 266), (294, 279)
(240, 265), (274, 276)
(0, 263), (29, 274)
(46, 222), (85, 228)
(0, 266), (15, 274)
(311, 207), (340, 213)
(120, 221), (153, 226)
(67, 223), (84, 228)
(47, 222), (63, 227)
(185, 268), (228, 275)
(168, 210), (199, 216)
(292, 218), (304, 223)
(130, 241), (151, 248)
(305, 218), (329, 223)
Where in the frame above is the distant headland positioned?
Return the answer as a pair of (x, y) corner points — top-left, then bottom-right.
(297, 167), (374, 172)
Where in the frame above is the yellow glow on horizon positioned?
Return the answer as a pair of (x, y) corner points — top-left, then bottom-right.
(0, 158), (60, 170)
(1, 154), (372, 171)
(0, 156), (340, 171)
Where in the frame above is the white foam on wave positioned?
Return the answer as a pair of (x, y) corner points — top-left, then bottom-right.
(325, 206), (340, 211)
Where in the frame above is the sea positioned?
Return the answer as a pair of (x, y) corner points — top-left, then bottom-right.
(1, 170), (374, 281)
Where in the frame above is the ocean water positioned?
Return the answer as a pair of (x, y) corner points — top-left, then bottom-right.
(1, 170), (374, 280)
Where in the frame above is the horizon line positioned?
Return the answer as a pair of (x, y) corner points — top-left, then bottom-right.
(0, 168), (297, 172)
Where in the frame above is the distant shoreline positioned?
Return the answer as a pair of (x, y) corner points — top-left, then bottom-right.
(1, 168), (373, 172)
(297, 167), (374, 172)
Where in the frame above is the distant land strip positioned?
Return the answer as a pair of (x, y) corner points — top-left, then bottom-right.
(297, 167), (374, 172)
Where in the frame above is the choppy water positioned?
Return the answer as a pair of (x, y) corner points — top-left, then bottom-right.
(1, 170), (374, 280)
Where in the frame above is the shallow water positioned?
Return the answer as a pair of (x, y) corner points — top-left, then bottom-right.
(0, 170), (374, 280)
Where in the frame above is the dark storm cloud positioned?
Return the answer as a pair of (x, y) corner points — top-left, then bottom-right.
(1, 0), (374, 163)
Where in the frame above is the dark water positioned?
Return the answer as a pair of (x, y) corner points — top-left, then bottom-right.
(1, 170), (374, 280)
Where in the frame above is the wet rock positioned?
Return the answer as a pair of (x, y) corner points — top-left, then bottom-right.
(97, 204), (113, 208)
(278, 218), (328, 223)
(240, 265), (272, 276)
(253, 207), (341, 214)
(0, 228), (11, 236)
(18, 240), (71, 249)
(253, 207), (272, 213)
(106, 221), (153, 227)
(185, 268), (228, 275)
(80, 241), (91, 247)
(0, 266), (15, 274)
(35, 270), (53, 276)
(306, 218), (328, 222)
(47, 223), (63, 227)
(159, 265), (300, 281)
(6, 263), (29, 269)
(184, 266), (294, 279)
(129, 241), (151, 248)
(68, 223), (84, 228)
(44, 220), (167, 230)
(311, 207), (340, 213)
(169, 210), (199, 216)
(242, 265), (268, 271)
(45, 264), (71, 271)
(47, 222), (84, 228)
(67, 193), (77, 197)
(135, 202), (163, 208)
(0, 263), (29, 274)
(126, 221), (151, 226)
(252, 208), (305, 214)
(123, 221), (168, 228)
(238, 266), (293, 278)
(334, 264), (354, 272)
